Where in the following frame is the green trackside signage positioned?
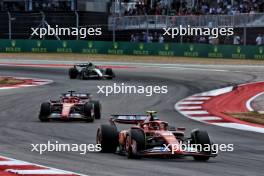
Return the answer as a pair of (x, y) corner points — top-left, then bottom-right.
(0, 39), (263, 59)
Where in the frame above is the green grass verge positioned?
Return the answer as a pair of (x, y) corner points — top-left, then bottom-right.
(0, 77), (23, 85)
(229, 112), (264, 125)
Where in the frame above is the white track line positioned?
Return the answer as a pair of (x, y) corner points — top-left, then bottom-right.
(0, 155), (88, 176)
(185, 97), (211, 100)
(199, 86), (233, 96)
(181, 111), (209, 115)
(178, 101), (204, 105)
(190, 116), (222, 121)
(246, 92), (264, 111)
(0, 160), (30, 165)
(6, 169), (75, 175)
(213, 123), (264, 133)
(177, 106), (202, 110)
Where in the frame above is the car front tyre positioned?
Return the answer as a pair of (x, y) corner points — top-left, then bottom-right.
(191, 129), (212, 161)
(105, 68), (115, 79)
(126, 128), (145, 159)
(69, 67), (78, 79)
(91, 100), (101, 119)
(39, 102), (51, 122)
(84, 103), (94, 122)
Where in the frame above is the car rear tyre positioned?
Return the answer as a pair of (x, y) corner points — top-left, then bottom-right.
(80, 70), (86, 80)
(91, 100), (101, 119)
(84, 103), (94, 122)
(105, 68), (115, 79)
(126, 128), (145, 159)
(39, 102), (51, 122)
(191, 129), (212, 161)
(97, 124), (118, 153)
(69, 68), (78, 79)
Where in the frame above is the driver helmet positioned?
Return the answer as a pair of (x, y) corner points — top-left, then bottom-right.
(149, 122), (159, 130)
(146, 111), (158, 121)
(160, 122), (168, 130)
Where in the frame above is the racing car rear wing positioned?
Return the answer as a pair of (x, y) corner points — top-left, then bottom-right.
(75, 63), (89, 67)
(110, 115), (149, 124)
(62, 93), (91, 99)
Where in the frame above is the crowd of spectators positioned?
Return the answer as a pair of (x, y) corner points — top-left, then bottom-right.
(129, 32), (264, 46)
(121, 0), (264, 16)
(130, 32), (164, 43)
(255, 34), (264, 45)
(31, 0), (72, 11)
(190, 33), (264, 45)
(0, 0), (73, 12)
(196, 0), (264, 15)
(0, 1), (25, 11)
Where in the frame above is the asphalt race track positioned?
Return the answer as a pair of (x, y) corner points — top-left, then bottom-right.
(0, 64), (264, 176)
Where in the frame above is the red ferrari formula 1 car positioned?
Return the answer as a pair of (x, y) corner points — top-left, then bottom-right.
(39, 91), (101, 122)
(97, 111), (217, 161)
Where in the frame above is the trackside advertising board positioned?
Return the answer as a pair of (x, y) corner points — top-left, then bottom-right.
(0, 39), (263, 59)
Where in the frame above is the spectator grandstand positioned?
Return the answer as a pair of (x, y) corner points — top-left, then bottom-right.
(1, 0), (263, 15)
(0, 0), (263, 45)
(108, 0), (264, 45)
(112, 0), (264, 16)
(0, 0), (76, 12)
